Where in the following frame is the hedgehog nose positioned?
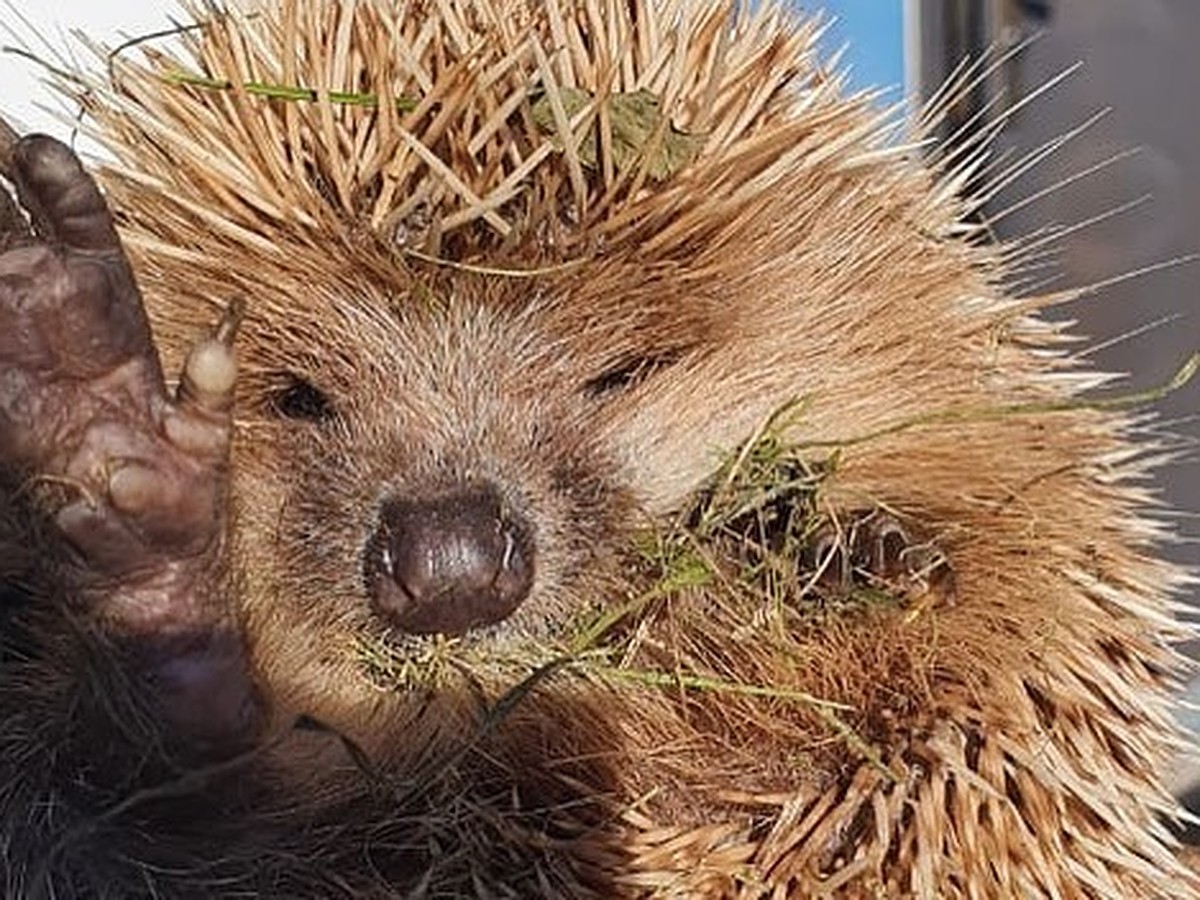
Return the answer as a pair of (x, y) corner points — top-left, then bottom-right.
(368, 486), (534, 636)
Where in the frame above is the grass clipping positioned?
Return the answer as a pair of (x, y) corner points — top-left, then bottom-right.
(354, 401), (955, 789)
(348, 348), (1197, 801)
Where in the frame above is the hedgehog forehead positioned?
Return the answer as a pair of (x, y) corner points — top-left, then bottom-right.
(236, 288), (554, 416)
(243, 263), (720, 385)
(241, 289), (620, 508)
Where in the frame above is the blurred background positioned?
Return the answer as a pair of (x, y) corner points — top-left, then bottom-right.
(907, 2), (1200, 625)
(821, 0), (1200, 799)
(2, 0), (1198, 779)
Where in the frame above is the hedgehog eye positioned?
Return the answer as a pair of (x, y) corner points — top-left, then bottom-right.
(268, 374), (335, 422)
(584, 352), (682, 398)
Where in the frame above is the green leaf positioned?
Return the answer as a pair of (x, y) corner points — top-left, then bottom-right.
(531, 87), (706, 180)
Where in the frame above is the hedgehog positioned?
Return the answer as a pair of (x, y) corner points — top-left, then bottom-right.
(0, 0), (1196, 896)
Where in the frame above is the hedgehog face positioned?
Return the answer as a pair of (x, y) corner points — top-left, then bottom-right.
(220, 275), (724, 726)
(195, 235), (868, 739)
(251, 301), (619, 636)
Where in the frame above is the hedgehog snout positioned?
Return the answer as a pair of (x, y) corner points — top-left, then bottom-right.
(365, 484), (534, 636)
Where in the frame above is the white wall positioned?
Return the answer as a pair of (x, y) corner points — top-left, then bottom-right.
(1, 2), (175, 136)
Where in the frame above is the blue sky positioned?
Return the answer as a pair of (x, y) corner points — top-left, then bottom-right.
(803, 1), (905, 98)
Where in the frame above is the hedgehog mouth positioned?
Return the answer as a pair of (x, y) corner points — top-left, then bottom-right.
(366, 566), (531, 637)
